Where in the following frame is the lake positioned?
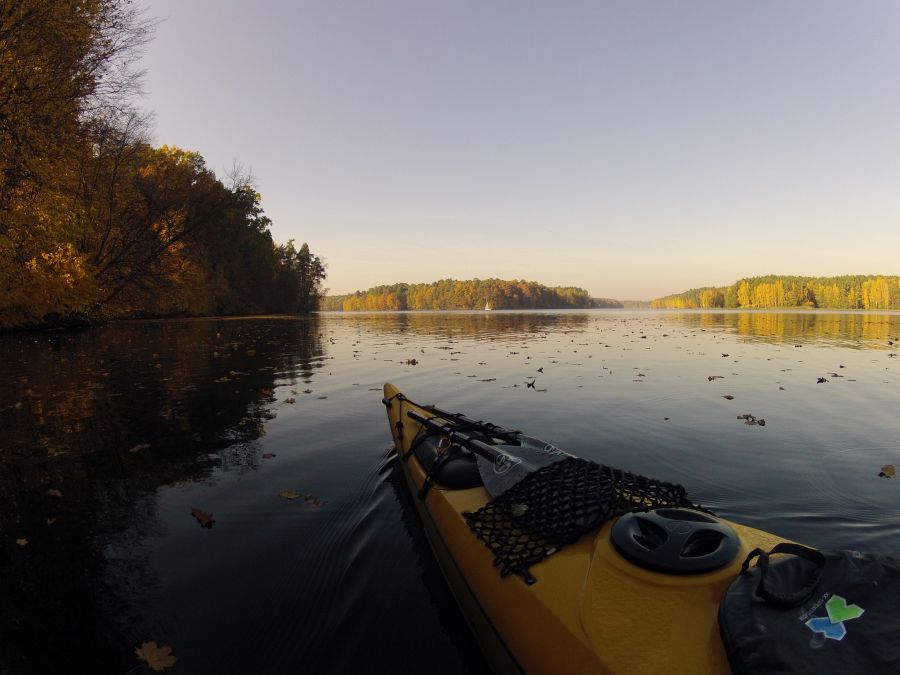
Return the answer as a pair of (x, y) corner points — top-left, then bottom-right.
(1, 310), (899, 673)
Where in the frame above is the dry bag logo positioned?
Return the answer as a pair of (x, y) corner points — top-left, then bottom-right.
(493, 452), (522, 475)
(804, 594), (865, 641)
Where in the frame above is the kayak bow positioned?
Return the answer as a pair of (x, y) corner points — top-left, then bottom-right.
(382, 383), (784, 675)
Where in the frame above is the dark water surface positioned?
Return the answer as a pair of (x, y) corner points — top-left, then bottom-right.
(1, 310), (899, 673)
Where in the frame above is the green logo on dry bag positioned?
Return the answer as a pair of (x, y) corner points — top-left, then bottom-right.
(805, 595), (865, 641)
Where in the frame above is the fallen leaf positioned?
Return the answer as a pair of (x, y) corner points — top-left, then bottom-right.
(128, 443), (151, 453)
(279, 490), (301, 500)
(737, 413), (765, 427)
(135, 641), (177, 671)
(16, 538), (28, 546)
(879, 465), (896, 478)
(46, 489), (62, 498)
(46, 517), (57, 525)
(190, 507), (215, 528)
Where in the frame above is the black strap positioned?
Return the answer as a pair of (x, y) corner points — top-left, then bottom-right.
(418, 442), (456, 500)
(741, 542), (827, 608)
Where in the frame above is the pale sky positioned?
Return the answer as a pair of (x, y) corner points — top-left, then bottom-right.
(140, 1), (900, 300)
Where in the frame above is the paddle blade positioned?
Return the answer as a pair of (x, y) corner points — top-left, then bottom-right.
(477, 435), (569, 497)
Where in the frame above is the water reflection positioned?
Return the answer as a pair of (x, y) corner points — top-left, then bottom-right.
(0, 317), (323, 673)
(323, 310), (591, 341)
(0, 310), (897, 673)
(661, 310), (900, 348)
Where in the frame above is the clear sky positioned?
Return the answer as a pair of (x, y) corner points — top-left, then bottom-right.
(139, 0), (900, 300)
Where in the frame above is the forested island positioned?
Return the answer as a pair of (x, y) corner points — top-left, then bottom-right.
(322, 279), (607, 311)
(652, 275), (900, 310)
(0, 1), (324, 331)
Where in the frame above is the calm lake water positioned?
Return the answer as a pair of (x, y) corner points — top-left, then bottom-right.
(1, 310), (899, 673)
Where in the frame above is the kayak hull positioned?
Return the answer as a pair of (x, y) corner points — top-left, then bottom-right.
(383, 383), (784, 675)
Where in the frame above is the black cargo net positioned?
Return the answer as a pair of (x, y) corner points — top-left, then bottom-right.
(463, 456), (697, 584)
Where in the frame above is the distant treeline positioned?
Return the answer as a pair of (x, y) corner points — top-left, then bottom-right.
(651, 275), (900, 310)
(1, 0), (324, 330)
(321, 279), (596, 311)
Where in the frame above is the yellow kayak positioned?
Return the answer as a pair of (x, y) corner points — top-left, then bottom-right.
(382, 383), (785, 675)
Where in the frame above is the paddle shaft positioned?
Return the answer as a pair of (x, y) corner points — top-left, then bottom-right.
(404, 406), (573, 498)
(405, 409), (506, 464)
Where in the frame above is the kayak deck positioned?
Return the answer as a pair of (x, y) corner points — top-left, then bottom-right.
(383, 383), (783, 675)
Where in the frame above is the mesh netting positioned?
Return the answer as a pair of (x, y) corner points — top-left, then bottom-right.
(463, 456), (697, 584)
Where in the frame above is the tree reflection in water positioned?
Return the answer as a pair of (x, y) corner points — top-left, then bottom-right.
(0, 317), (323, 673)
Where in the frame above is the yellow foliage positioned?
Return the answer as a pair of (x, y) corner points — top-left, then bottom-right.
(0, 238), (98, 327)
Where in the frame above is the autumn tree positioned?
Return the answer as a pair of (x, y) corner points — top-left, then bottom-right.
(1, 1), (326, 328)
(0, 0), (151, 326)
(329, 279), (592, 311)
(653, 275), (900, 311)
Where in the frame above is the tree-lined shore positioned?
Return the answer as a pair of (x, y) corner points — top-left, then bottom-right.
(652, 275), (900, 310)
(0, 1), (324, 331)
(322, 279), (599, 311)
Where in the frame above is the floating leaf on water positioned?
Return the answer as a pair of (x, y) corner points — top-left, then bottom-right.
(303, 494), (326, 508)
(723, 395), (734, 400)
(279, 490), (301, 500)
(190, 507), (215, 528)
(135, 641), (177, 671)
(736, 413), (765, 426)
(262, 453), (276, 459)
(879, 465), (896, 478)
(284, 397), (296, 404)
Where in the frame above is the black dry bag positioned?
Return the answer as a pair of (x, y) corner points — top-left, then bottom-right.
(719, 542), (900, 674)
